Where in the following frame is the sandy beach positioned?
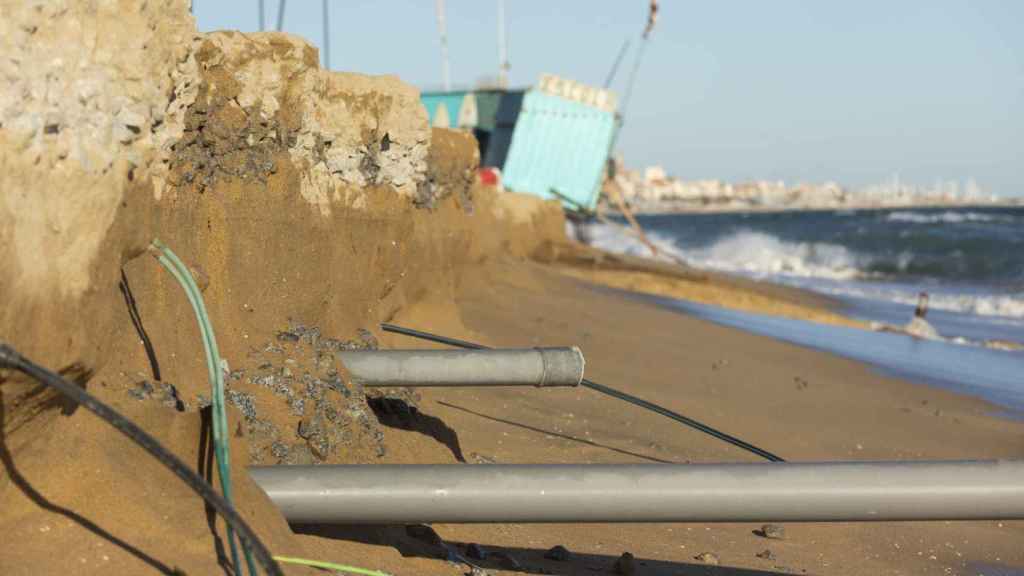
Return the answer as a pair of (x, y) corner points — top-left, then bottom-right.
(5, 246), (1022, 575)
(356, 259), (1024, 576)
(2, 6), (1022, 575)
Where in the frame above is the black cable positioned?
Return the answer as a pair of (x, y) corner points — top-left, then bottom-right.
(380, 323), (785, 462)
(0, 343), (284, 576)
(119, 268), (162, 382)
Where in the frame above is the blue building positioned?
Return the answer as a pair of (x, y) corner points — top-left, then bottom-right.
(421, 75), (619, 212)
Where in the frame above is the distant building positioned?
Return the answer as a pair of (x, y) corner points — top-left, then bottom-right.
(422, 74), (619, 212)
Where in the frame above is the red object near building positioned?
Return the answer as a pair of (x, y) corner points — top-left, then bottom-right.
(478, 167), (501, 187)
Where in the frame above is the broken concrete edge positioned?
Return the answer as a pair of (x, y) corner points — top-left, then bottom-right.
(0, 4), (513, 376)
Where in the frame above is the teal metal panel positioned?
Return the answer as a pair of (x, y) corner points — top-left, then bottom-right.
(473, 91), (504, 132)
(500, 90), (617, 211)
(421, 92), (468, 129)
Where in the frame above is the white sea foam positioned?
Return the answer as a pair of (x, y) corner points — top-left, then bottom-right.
(812, 281), (1024, 320)
(686, 231), (864, 280)
(576, 221), (690, 264)
(879, 290), (1024, 319)
(885, 211), (1010, 224)
(578, 221), (1024, 320)
(580, 223), (865, 280)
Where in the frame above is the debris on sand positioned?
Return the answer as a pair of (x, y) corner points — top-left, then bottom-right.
(237, 322), (404, 464)
(756, 523), (786, 540)
(127, 379), (186, 412)
(694, 551), (720, 565)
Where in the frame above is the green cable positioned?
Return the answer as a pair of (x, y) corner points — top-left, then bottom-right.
(150, 241), (255, 575)
(273, 556), (393, 576)
(153, 241), (257, 576)
(154, 243), (234, 487)
(152, 242), (390, 576)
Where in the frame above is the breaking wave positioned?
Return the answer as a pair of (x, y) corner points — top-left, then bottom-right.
(581, 224), (865, 280)
(686, 231), (863, 280)
(576, 221), (690, 264)
(578, 222), (1024, 319)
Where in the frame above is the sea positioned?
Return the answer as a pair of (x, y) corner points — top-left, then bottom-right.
(583, 205), (1024, 413)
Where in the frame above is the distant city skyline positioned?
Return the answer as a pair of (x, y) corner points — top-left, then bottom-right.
(194, 1), (1024, 197)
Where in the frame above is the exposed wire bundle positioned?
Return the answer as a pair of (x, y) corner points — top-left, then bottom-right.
(149, 240), (256, 574)
(150, 241), (393, 576)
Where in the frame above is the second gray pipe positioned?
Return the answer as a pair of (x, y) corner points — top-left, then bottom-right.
(251, 461), (1024, 524)
(338, 348), (585, 388)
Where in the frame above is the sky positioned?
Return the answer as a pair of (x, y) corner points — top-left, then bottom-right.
(194, 1), (1024, 196)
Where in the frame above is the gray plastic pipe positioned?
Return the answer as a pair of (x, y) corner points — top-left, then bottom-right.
(250, 461), (1024, 524)
(337, 348), (584, 388)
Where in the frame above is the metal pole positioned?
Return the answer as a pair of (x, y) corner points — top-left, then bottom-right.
(276, 0), (286, 31)
(620, 35), (649, 125)
(497, 0), (509, 88)
(604, 38), (631, 89)
(259, 0), (265, 31)
(435, 0), (451, 90)
(338, 348), (584, 388)
(250, 461), (1024, 524)
(322, 0), (330, 70)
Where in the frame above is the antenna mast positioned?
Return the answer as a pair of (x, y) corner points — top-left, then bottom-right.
(497, 0), (510, 88)
(436, 0), (452, 90)
(276, 0), (286, 31)
(322, 0), (330, 69)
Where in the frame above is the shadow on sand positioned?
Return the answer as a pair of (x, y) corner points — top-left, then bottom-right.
(296, 523), (794, 576)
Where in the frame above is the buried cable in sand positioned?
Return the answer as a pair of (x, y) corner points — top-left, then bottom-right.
(0, 343), (284, 576)
(149, 239), (255, 575)
(273, 555), (393, 576)
(149, 243), (389, 576)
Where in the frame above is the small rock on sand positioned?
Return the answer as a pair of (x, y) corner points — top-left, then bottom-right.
(614, 552), (636, 575)
(756, 549), (776, 560)
(544, 545), (571, 561)
(757, 524), (786, 540)
(694, 552), (720, 565)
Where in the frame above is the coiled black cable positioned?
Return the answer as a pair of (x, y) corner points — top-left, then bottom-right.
(0, 343), (284, 576)
(380, 323), (785, 462)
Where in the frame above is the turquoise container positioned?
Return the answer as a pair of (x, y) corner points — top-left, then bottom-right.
(500, 90), (617, 211)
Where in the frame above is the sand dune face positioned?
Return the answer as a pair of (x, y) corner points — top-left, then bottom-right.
(0, 3), (565, 573)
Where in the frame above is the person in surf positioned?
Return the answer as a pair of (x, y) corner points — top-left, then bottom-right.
(874, 292), (940, 340)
